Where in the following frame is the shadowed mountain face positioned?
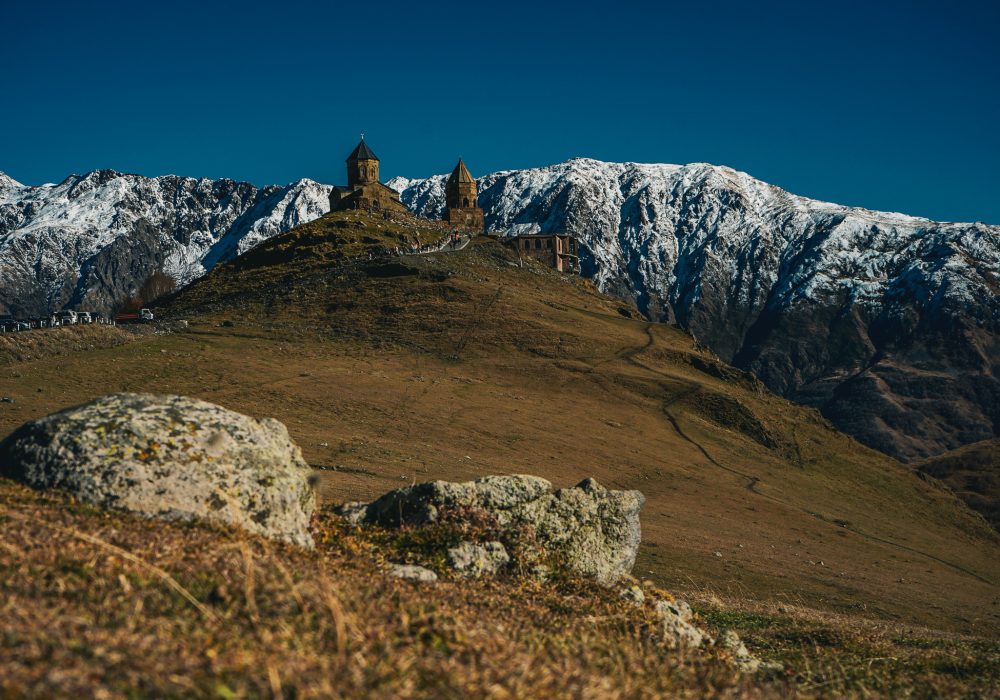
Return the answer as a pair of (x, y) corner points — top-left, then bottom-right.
(917, 439), (1000, 532)
(2, 161), (998, 461)
(389, 160), (1000, 462)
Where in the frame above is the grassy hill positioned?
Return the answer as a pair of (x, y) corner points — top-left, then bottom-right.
(2, 210), (999, 695)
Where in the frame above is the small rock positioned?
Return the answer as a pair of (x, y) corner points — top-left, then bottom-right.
(448, 541), (510, 578)
(714, 551), (723, 558)
(619, 584), (645, 605)
(333, 502), (369, 525)
(717, 630), (783, 674)
(389, 564), (438, 582)
(654, 599), (706, 649)
(720, 631), (757, 670)
(0, 397), (13, 403)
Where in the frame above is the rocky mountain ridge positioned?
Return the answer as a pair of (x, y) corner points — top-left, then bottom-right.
(1, 161), (997, 461)
(389, 159), (1000, 462)
(0, 169), (330, 316)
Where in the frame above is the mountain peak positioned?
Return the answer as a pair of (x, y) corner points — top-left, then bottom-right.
(0, 172), (23, 190)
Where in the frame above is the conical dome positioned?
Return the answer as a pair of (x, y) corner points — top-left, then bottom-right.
(448, 159), (475, 184)
(346, 138), (378, 162)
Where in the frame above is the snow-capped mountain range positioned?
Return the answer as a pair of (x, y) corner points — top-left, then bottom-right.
(0, 169), (330, 316)
(1, 160), (997, 462)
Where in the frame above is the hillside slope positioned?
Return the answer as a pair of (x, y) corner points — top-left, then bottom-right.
(3, 211), (998, 641)
(391, 159), (1000, 463)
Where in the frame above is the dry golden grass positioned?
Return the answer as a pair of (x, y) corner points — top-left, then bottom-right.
(2, 480), (996, 698)
(2, 211), (999, 696)
(0, 323), (141, 364)
(0, 480), (767, 698)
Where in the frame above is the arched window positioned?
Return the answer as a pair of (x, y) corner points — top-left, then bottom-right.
(463, 197), (469, 208)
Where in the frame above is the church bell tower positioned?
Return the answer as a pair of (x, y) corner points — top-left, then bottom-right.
(346, 137), (379, 187)
(443, 159), (485, 232)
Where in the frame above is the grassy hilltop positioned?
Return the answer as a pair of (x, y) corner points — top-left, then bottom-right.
(1, 210), (999, 696)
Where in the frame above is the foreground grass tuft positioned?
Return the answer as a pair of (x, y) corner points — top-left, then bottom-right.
(1, 480), (759, 698)
(3, 479), (997, 697)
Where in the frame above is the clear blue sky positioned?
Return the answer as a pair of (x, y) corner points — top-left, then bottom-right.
(2, 0), (998, 223)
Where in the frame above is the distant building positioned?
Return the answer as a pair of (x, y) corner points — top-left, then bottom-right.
(512, 233), (580, 273)
(443, 159), (485, 232)
(329, 138), (408, 214)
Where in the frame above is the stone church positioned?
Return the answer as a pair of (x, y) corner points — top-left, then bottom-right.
(443, 159), (485, 232)
(328, 138), (485, 232)
(328, 138), (408, 214)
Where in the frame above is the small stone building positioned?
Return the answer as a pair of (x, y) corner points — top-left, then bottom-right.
(513, 233), (580, 273)
(443, 159), (485, 232)
(329, 138), (409, 214)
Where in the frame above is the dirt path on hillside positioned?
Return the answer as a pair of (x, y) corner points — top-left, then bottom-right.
(577, 318), (997, 588)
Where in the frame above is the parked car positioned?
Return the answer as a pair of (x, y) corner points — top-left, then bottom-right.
(57, 310), (77, 325)
(77, 312), (92, 324)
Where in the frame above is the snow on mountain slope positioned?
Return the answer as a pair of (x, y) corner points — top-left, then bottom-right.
(390, 158), (997, 322)
(0, 170), (330, 316)
(0, 173), (22, 191)
(389, 158), (1000, 462)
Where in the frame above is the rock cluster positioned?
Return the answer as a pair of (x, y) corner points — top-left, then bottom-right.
(0, 394), (781, 675)
(0, 393), (316, 547)
(339, 474), (644, 585)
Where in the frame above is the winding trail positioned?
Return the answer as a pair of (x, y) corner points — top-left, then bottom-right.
(576, 316), (996, 587)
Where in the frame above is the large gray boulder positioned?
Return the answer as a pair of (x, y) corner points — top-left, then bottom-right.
(0, 393), (316, 547)
(340, 474), (644, 584)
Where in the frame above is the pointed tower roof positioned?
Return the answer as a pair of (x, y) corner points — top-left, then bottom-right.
(346, 138), (378, 162)
(448, 159), (475, 184)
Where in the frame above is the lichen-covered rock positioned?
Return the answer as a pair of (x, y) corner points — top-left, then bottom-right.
(619, 584), (646, 605)
(654, 598), (708, 649)
(389, 564), (438, 582)
(339, 474), (644, 585)
(0, 393), (316, 547)
(448, 541), (510, 578)
(504, 478), (644, 585)
(357, 474), (552, 527)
